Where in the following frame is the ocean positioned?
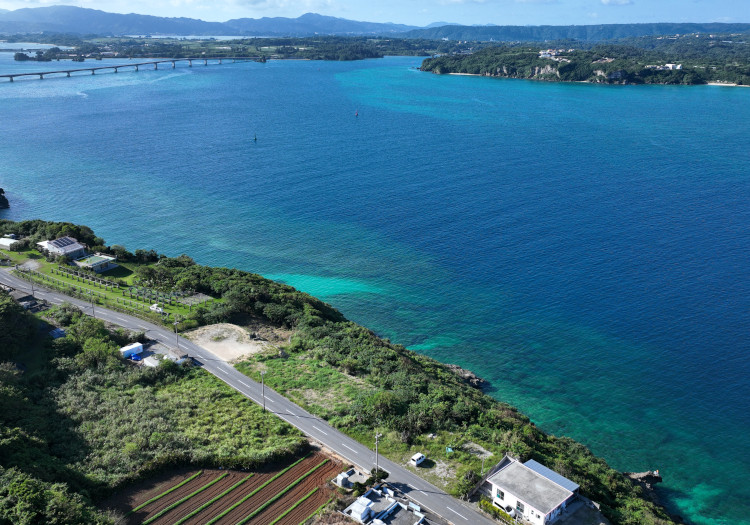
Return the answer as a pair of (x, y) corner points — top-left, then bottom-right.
(1, 53), (748, 524)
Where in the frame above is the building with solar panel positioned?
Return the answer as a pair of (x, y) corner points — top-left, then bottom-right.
(482, 456), (579, 525)
(37, 236), (87, 259)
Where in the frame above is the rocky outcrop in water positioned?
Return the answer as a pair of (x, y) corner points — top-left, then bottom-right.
(0, 188), (9, 209)
(446, 364), (487, 389)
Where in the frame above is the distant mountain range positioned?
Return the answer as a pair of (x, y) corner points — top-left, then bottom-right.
(0, 6), (417, 36)
(0, 6), (748, 40)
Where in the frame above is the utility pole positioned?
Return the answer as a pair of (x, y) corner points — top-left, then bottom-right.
(375, 432), (383, 478)
(261, 370), (267, 412)
(173, 321), (179, 349)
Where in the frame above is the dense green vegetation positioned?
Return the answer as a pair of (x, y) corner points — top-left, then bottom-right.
(6, 34), (472, 61)
(0, 284), (305, 523)
(0, 220), (678, 524)
(421, 37), (750, 85)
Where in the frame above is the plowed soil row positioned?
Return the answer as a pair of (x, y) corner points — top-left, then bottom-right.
(244, 460), (340, 525)
(195, 453), (337, 525)
(107, 452), (342, 525)
(119, 452), (339, 525)
(145, 470), (267, 525)
(123, 470), (224, 525)
(273, 486), (334, 525)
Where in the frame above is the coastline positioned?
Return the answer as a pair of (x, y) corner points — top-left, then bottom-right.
(445, 71), (749, 86)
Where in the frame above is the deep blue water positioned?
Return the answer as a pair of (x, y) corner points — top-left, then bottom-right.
(1, 53), (748, 524)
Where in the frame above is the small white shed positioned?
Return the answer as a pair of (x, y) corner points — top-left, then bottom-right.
(120, 342), (143, 358)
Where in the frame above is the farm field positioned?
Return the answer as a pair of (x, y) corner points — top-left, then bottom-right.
(106, 452), (340, 525)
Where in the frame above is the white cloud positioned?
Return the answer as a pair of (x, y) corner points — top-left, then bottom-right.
(600, 0), (633, 5)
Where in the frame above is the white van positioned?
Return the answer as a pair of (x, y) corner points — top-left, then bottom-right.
(409, 453), (426, 467)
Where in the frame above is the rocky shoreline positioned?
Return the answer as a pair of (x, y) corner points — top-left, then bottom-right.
(446, 363), (487, 389)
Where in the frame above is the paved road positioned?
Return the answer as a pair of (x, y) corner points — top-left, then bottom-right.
(1, 268), (496, 525)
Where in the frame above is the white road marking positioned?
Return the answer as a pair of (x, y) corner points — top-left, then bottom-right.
(216, 368), (228, 375)
(406, 483), (427, 495)
(447, 506), (468, 521)
(238, 380), (250, 388)
(137, 325), (149, 330)
(312, 425), (328, 436)
(265, 397), (274, 403)
(342, 443), (358, 453)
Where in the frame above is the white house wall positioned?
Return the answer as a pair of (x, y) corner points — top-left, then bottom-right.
(492, 487), (545, 525)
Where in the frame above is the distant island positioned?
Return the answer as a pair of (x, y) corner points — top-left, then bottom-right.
(0, 189), (8, 209)
(420, 35), (750, 85)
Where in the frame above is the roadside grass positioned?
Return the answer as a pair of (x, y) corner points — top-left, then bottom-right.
(236, 352), (494, 495)
(235, 354), (376, 423)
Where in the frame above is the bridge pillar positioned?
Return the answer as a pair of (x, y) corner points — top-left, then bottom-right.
(219, 58), (222, 64)
(9, 76), (12, 82)
(172, 61), (176, 68)
(67, 72), (71, 77)
(39, 74), (43, 80)
(154, 63), (158, 70)
(91, 70), (95, 75)
(204, 59), (208, 66)
(135, 65), (139, 71)
(188, 60), (192, 67)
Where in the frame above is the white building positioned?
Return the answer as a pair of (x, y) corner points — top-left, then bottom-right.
(0, 237), (21, 250)
(486, 456), (579, 525)
(37, 236), (86, 259)
(119, 342), (143, 358)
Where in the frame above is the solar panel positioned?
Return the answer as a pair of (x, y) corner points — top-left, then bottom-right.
(51, 236), (76, 248)
(523, 460), (579, 493)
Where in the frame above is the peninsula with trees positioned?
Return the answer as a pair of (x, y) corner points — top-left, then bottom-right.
(420, 33), (750, 85)
(0, 219), (682, 524)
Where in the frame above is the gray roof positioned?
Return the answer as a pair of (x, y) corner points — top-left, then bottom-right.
(488, 460), (572, 515)
(524, 459), (579, 493)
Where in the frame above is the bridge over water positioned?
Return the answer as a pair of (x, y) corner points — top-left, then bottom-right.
(0, 57), (262, 82)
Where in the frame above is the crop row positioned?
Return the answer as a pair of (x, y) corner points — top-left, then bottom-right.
(172, 473), (255, 525)
(203, 455), (311, 525)
(234, 459), (330, 525)
(268, 487), (319, 525)
(127, 471), (203, 515)
(142, 472), (229, 525)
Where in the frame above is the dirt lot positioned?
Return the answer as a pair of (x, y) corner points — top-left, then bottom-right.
(103, 452), (340, 525)
(183, 323), (273, 362)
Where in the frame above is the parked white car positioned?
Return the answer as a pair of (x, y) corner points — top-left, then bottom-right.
(409, 453), (426, 467)
(150, 303), (163, 313)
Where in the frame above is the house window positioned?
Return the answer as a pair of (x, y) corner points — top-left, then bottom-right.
(496, 488), (504, 500)
(516, 501), (525, 513)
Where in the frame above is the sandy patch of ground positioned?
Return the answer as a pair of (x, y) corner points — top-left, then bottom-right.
(19, 259), (41, 270)
(464, 441), (493, 459)
(184, 323), (273, 362)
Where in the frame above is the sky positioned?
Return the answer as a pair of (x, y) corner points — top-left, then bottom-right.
(0, 0), (746, 27)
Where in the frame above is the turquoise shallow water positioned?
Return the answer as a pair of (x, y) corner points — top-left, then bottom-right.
(1, 54), (748, 524)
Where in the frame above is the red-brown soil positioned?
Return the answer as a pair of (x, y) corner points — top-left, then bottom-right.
(102, 452), (340, 525)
